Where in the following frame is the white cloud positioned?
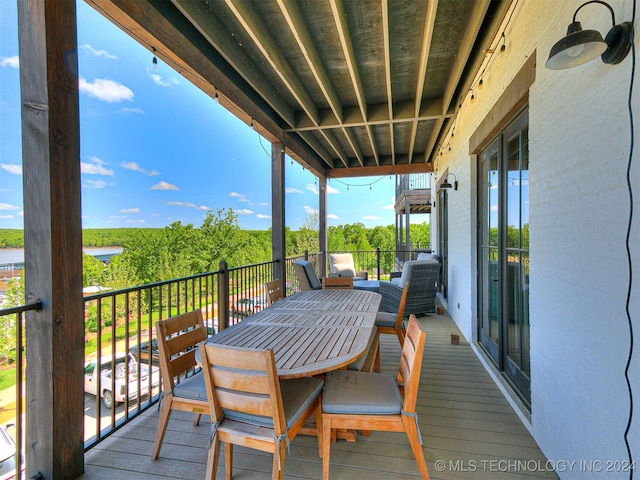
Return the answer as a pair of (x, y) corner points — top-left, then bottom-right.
(230, 192), (250, 202)
(256, 214), (272, 219)
(149, 73), (180, 88)
(151, 181), (179, 191)
(121, 161), (159, 176)
(382, 196), (396, 210)
(79, 77), (134, 103)
(363, 215), (382, 221)
(126, 219), (146, 224)
(259, 202), (269, 206)
(0, 214), (15, 219)
(327, 214), (340, 220)
(109, 215), (126, 219)
(285, 187), (303, 194)
(121, 208), (140, 214)
(82, 44), (117, 60)
(0, 203), (20, 211)
(166, 201), (210, 210)
(0, 56), (19, 68)
(122, 107), (144, 114)
(303, 205), (318, 214)
(81, 157), (114, 176)
(85, 179), (109, 189)
(1, 164), (22, 175)
(307, 183), (339, 195)
(235, 209), (254, 215)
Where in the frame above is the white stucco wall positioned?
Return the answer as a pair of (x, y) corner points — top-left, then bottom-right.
(436, 0), (639, 477)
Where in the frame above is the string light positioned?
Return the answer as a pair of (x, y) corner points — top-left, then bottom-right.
(151, 47), (158, 70)
(331, 176), (389, 191)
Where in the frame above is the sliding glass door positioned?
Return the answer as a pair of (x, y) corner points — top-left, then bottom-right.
(478, 108), (530, 405)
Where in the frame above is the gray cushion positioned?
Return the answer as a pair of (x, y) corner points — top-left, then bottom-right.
(224, 376), (324, 428)
(347, 328), (377, 371)
(173, 370), (208, 401)
(302, 261), (322, 290)
(375, 311), (397, 328)
(323, 370), (402, 415)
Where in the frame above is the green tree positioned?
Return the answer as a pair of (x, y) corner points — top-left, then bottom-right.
(83, 253), (106, 287)
(1, 272), (25, 363)
(293, 212), (319, 255)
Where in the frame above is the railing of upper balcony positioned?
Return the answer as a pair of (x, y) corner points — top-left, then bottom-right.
(0, 247), (424, 466)
(395, 173), (431, 198)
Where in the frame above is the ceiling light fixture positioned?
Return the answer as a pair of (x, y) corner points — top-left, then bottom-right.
(546, 0), (633, 70)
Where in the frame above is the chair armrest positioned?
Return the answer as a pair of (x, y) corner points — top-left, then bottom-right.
(357, 271), (369, 280)
(390, 271), (401, 279)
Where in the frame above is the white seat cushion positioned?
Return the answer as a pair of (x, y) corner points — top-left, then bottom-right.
(329, 253), (356, 276)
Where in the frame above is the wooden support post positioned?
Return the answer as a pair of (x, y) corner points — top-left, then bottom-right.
(17, 0), (84, 477)
(271, 143), (286, 289)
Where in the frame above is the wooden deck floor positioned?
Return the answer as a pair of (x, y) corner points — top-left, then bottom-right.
(80, 313), (557, 480)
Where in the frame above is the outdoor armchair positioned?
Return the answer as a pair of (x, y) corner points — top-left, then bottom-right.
(293, 259), (322, 291)
(379, 259), (440, 316)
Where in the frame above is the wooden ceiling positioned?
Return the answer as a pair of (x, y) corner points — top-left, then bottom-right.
(88, 0), (510, 178)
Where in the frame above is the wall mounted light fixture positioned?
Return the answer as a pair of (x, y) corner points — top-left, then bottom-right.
(546, 0), (633, 70)
(440, 173), (458, 191)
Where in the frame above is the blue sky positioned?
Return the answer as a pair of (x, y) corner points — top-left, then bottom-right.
(0, 1), (409, 232)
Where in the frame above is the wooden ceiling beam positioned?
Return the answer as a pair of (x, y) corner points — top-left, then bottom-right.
(382, 0), (395, 164)
(90, 0), (328, 176)
(423, 0), (491, 162)
(172, 0), (296, 128)
(224, 0), (352, 168)
(330, 0), (379, 165)
(408, 0), (438, 163)
(275, 0), (364, 166)
(290, 97), (450, 132)
(326, 162), (433, 179)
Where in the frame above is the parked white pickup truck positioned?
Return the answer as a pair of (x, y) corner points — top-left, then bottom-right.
(84, 352), (160, 408)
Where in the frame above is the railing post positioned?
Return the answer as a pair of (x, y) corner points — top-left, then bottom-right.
(376, 247), (381, 280)
(218, 260), (229, 331)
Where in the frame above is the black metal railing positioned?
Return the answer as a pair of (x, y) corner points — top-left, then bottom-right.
(0, 300), (42, 479)
(0, 246), (426, 464)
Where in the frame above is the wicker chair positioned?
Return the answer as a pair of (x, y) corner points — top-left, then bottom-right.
(379, 260), (440, 316)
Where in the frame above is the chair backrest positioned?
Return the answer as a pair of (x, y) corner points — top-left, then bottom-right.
(328, 253), (356, 277)
(199, 343), (286, 435)
(265, 279), (284, 304)
(397, 259), (440, 289)
(322, 276), (353, 289)
(397, 315), (426, 414)
(293, 259), (322, 290)
(156, 310), (208, 392)
(394, 282), (410, 328)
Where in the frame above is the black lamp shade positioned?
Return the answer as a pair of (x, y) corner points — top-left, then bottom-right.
(546, 21), (607, 70)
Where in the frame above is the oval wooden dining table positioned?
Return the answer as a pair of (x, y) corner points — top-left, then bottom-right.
(202, 288), (381, 379)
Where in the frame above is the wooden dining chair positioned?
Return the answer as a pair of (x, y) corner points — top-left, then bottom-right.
(321, 315), (429, 480)
(199, 343), (324, 480)
(152, 310), (209, 460)
(375, 282), (409, 347)
(322, 276), (353, 289)
(265, 279), (284, 304)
